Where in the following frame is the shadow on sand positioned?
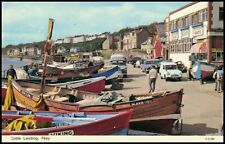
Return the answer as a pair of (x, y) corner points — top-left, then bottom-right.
(128, 74), (146, 78)
(181, 123), (219, 135)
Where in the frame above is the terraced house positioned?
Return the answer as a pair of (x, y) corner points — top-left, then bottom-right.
(123, 27), (150, 51)
(165, 1), (223, 68)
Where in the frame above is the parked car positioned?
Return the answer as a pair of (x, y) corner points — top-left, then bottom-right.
(140, 59), (159, 73)
(110, 54), (128, 78)
(159, 62), (182, 81)
(175, 61), (187, 73)
(135, 60), (141, 68)
(130, 56), (142, 68)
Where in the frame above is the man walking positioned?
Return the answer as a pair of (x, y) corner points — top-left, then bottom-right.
(7, 65), (17, 79)
(148, 65), (158, 93)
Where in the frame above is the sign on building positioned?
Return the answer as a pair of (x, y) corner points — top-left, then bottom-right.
(170, 32), (179, 41)
(181, 29), (189, 39)
(193, 26), (203, 37)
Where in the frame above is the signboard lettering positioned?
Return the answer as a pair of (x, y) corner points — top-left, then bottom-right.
(181, 29), (189, 38)
(171, 32), (178, 40)
(49, 130), (74, 135)
(193, 26), (203, 37)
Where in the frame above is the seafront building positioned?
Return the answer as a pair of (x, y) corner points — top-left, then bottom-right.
(123, 27), (150, 50)
(165, 2), (223, 68)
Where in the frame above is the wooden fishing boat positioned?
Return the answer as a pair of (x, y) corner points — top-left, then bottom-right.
(37, 61), (104, 75)
(2, 76), (105, 94)
(91, 65), (120, 84)
(77, 89), (184, 134)
(1, 83), (7, 104)
(7, 79), (83, 112)
(27, 61), (104, 83)
(28, 65), (120, 85)
(30, 63), (103, 83)
(2, 110), (132, 135)
(48, 76), (106, 93)
(191, 61), (216, 83)
(7, 78), (183, 134)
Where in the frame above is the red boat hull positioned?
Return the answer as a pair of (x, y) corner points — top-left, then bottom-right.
(78, 89), (183, 134)
(2, 110), (132, 135)
(76, 78), (105, 93)
(1, 86), (7, 104)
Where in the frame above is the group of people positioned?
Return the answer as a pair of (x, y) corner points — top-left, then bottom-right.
(148, 63), (224, 94)
(213, 65), (224, 93)
(6, 62), (40, 80)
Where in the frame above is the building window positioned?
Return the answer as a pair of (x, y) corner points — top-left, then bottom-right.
(179, 18), (183, 29)
(175, 20), (178, 29)
(192, 13), (199, 24)
(199, 10), (203, 22)
(189, 15), (192, 25)
(212, 52), (223, 61)
(185, 16), (189, 27)
(219, 7), (223, 20)
(202, 9), (207, 21)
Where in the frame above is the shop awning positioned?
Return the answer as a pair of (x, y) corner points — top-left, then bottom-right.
(190, 40), (207, 53)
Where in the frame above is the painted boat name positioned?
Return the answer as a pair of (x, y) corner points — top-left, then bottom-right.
(130, 99), (153, 106)
(49, 130), (74, 135)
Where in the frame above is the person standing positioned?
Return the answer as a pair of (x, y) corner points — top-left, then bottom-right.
(217, 65), (224, 93)
(7, 65), (17, 79)
(213, 65), (224, 93)
(213, 66), (219, 91)
(148, 65), (158, 93)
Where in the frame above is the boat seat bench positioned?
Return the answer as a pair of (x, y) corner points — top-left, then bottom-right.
(54, 97), (69, 102)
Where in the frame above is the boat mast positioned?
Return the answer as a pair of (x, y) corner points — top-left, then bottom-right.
(40, 18), (55, 94)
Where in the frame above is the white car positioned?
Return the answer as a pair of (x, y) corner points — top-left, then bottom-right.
(110, 54), (128, 78)
(159, 62), (182, 81)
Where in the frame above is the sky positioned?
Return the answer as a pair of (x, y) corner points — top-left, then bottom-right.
(2, 2), (190, 47)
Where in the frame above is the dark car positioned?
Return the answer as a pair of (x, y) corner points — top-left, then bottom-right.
(175, 61), (187, 73)
(130, 56), (142, 68)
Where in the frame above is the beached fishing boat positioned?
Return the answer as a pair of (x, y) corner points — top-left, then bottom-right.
(28, 62), (104, 83)
(191, 61), (216, 83)
(38, 61), (104, 74)
(28, 65), (120, 85)
(2, 110), (132, 135)
(7, 79), (83, 112)
(2, 76), (105, 94)
(1, 83), (7, 104)
(91, 65), (121, 84)
(76, 89), (184, 134)
(48, 76), (106, 93)
(6, 78), (183, 134)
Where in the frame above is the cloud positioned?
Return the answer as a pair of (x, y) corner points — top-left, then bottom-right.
(2, 2), (189, 47)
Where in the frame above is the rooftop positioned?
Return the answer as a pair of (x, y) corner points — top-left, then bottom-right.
(169, 2), (198, 15)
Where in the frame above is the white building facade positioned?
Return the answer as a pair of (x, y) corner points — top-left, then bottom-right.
(165, 2), (223, 68)
(72, 35), (87, 43)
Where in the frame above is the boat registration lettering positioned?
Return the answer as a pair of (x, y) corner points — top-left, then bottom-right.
(131, 99), (152, 106)
(49, 130), (74, 135)
(21, 90), (32, 98)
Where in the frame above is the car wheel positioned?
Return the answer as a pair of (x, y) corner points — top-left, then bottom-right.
(160, 73), (163, 79)
(164, 75), (168, 81)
